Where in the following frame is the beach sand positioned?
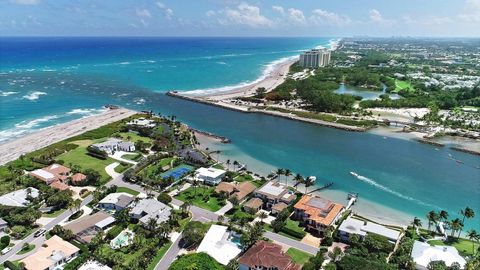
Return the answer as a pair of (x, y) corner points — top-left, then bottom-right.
(0, 107), (137, 165)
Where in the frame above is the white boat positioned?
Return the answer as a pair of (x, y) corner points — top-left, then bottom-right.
(350, 171), (359, 178)
(308, 176), (316, 183)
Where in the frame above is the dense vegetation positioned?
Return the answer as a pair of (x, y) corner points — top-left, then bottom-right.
(168, 253), (225, 270)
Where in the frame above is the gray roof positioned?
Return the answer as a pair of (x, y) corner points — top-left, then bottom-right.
(338, 217), (400, 241)
(0, 218), (7, 226)
(0, 187), (39, 207)
(130, 198), (172, 225)
(116, 195), (134, 208)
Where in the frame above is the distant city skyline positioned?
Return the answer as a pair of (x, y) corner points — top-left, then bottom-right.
(1, 0), (480, 37)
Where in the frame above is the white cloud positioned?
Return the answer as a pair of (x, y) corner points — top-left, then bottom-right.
(272, 6), (285, 14)
(310, 9), (351, 26)
(458, 0), (480, 22)
(272, 6), (306, 26)
(156, 1), (174, 20)
(369, 9), (395, 25)
(219, 3), (272, 28)
(136, 8), (152, 19)
(206, 10), (216, 17)
(9, 0), (40, 5)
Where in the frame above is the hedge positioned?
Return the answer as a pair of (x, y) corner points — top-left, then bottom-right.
(281, 226), (306, 239)
(3, 261), (21, 270)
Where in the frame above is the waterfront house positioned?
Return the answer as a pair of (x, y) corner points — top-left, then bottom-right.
(337, 216), (401, 243)
(91, 138), (135, 155)
(195, 167), (226, 185)
(21, 235), (80, 270)
(253, 181), (296, 212)
(196, 225), (242, 265)
(98, 192), (134, 212)
(64, 211), (115, 243)
(215, 181), (256, 201)
(129, 198), (171, 227)
(238, 240), (300, 270)
(29, 164), (73, 190)
(411, 240), (466, 270)
(293, 195), (344, 235)
(0, 187), (39, 207)
(126, 117), (156, 128)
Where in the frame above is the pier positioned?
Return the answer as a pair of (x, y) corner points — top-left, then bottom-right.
(307, 182), (333, 194)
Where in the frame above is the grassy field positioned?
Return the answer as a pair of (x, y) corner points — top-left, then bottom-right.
(116, 186), (140, 196)
(428, 238), (476, 256)
(114, 163), (131, 173)
(146, 242), (173, 270)
(394, 79), (414, 92)
(116, 132), (153, 144)
(287, 247), (312, 265)
(140, 157), (175, 177)
(56, 140), (115, 184)
(42, 208), (65, 218)
(175, 186), (225, 212)
(234, 173), (254, 182)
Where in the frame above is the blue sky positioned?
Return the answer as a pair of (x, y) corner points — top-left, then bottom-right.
(1, 0), (479, 37)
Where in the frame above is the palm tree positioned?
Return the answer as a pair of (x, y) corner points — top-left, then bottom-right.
(293, 173), (303, 191)
(218, 215), (225, 224)
(328, 246), (343, 262)
(439, 210), (449, 222)
(426, 210), (439, 231)
(275, 168), (284, 182)
(412, 217), (422, 236)
(258, 211), (268, 224)
(459, 207), (475, 237)
(303, 176), (314, 194)
(226, 159), (231, 171)
(284, 169), (292, 186)
(450, 218), (463, 238)
(233, 160), (239, 171)
(466, 229), (479, 255)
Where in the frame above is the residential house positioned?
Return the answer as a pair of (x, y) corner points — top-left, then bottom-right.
(0, 218), (8, 232)
(91, 138), (135, 155)
(29, 164), (72, 190)
(129, 198), (171, 227)
(126, 118), (156, 128)
(98, 192), (134, 212)
(64, 211), (115, 243)
(78, 260), (112, 270)
(215, 181), (256, 201)
(337, 216), (401, 243)
(196, 225), (242, 265)
(253, 181), (296, 213)
(71, 173), (87, 185)
(21, 235), (80, 270)
(243, 197), (263, 213)
(411, 240), (466, 270)
(0, 187), (39, 207)
(293, 195), (344, 235)
(238, 241), (301, 270)
(195, 167), (226, 185)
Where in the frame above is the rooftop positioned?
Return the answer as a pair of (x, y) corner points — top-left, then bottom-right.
(238, 241), (300, 270)
(338, 217), (401, 241)
(196, 167), (226, 178)
(294, 195), (344, 226)
(64, 211), (114, 243)
(256, 181), (294, 202)
(99, 192), (134, 207)
(412, 240), (466, 269)
(78, 260), (112, 270)
(0, 187), (39, 207)
(129, 198), (171, 225)
(21, 235), (79, 270)
(196, 225), (242, 265)
(244, 197), (263, 210)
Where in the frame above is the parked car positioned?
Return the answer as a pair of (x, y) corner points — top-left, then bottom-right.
(34, 228), (46, 237)
(1, 247), (12, 255)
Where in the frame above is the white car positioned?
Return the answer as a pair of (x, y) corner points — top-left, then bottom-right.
(1, 246), (12, 255)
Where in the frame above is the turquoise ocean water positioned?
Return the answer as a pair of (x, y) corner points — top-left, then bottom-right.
(0, 37), (478, 229)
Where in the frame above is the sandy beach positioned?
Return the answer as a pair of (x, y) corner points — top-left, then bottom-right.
(0, 107), (137, 165)
(184, 58), (297, 101)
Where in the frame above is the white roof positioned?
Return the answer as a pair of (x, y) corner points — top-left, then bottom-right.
(338, 217), (401, 241)
(259, 181), (286, 197)
(31, 169), (55, 180)
(0, 187), (40, 207)
(197, 225), (242, 265)
(99, 192), (133, 204)
(95, 216), (116, 229)
(412, 240), (466, 268)
(196, 167), (226, 178)
(78, 260), (112, 270)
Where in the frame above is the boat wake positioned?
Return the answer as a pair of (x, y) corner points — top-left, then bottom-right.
(352, 172), (437, 208)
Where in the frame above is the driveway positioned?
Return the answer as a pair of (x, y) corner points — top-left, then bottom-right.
(105, 162), (121, 178)
(215, 200), (233, 216)
(109, 151), (138, 165)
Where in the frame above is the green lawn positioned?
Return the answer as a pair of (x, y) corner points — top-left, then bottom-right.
(234, 173), (254, 182)
(116, 132), (153, 144)
(394, 79), (414, 92)
(114, 163), (131, 173)
(120, 152), (143, 161)
(146, 242), (172, 270)
(287, 248), (312, 265)
(428, 238), (476, 256)
(56, 140), (115, 184)
(140, 157), (175, 177)
(42, 208), (65, 218)
(17, 244), (35, 255)
(175, 186), (225, 212)
(116, 186), (140, 196)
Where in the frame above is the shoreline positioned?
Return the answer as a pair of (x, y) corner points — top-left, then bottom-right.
(0, 107), (137, 165)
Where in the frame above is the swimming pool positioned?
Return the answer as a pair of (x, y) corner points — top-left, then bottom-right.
(110, 229), (134, 249)
(161, 164), (194, 180)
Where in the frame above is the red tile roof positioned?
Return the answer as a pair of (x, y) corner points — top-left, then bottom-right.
(238, 241), (301, 270)
(71, 173), (87, 183)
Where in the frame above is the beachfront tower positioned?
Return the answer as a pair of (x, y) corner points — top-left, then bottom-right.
(299, 49), (331, 68)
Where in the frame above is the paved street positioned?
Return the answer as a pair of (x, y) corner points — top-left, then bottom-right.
(264, 231), (319, 255)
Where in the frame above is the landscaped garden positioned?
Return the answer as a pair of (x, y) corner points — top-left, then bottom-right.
(175, 186), (226, 212)
(287, 247), (312, 265)
(428, 238), (477, 256)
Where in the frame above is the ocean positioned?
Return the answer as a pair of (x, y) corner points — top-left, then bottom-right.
(0, 37), (479, 230)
